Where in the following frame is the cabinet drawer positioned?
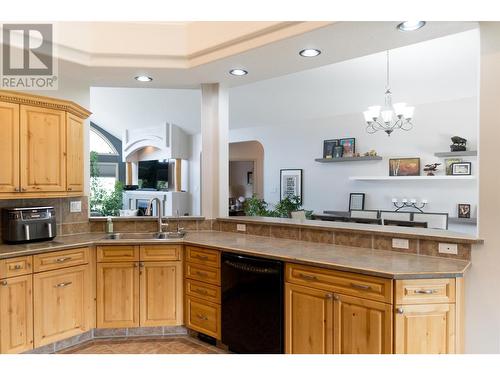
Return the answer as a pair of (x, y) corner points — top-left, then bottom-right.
(286, 263), (392, 304)
(186, 246), (220, 268)
(185, 295), (220, 339)
(0, 256), (32, 278)
(395, 278), (455, 305)
(140, 245), (181, 261)
(185, 263), (220, 286)
(185, 279), (220, 304)
(33, 248), (89, 273)
(97, 245), (139, 262)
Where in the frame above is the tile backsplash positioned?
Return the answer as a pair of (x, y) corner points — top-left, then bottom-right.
(0, 196), (89, 242)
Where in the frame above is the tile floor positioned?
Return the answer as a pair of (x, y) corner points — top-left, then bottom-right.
(58, 335), (227, 354)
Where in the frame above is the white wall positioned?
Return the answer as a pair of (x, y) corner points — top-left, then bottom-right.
(189, 133), (202, 216)
(229, 161), (254, 198)
(466, 22), (500, 354)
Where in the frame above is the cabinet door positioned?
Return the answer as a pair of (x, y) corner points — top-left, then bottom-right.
(333, 294), (392, 354)
(66, 112), (84, 192)
(0, 101), (20, 193)
(0, 275), (33, 354)
(96, 262), (140, 328)
(140, 261), (183, 327)
(20, 105), (66, 192)
(33, 264), (91, 347)
(394, 304), (455, 354)
(285, 283), (333, 354)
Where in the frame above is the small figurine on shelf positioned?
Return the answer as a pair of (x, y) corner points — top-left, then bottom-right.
(354, 152), (361, 157)
(450, 136), (467, 152)
(363, 150), (378, 157)
(424, 163), (441, 176)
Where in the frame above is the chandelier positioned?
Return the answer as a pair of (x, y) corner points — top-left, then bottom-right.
(363, 51), (414, 136)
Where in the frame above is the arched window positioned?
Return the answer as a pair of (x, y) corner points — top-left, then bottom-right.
(90, 128), (119, 155)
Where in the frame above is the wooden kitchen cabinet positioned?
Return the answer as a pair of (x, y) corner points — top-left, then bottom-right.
(0, 90), (90, 199)
(96, 262), (140, 328)
(33, 264), (92, 347)
(20, 105), (67, 193)
(333, 293), (392, 354)
(285, 283), (333, 354)
(0, 275), (34, 354)
(66, 112), (84, 192)
(394, 303), (456, 354)
(140, 261), (183, 326)
(0, 101), (20, 193)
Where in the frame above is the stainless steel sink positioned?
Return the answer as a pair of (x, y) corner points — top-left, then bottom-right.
(104, 231), (186, 240)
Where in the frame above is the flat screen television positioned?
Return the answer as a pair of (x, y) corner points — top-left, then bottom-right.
(138, 160), (169, 189)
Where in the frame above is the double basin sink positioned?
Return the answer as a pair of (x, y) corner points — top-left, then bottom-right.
(105, 231), (186, 240)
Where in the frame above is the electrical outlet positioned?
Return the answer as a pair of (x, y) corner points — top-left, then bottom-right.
(438, 243), (458, 255)
(236, 224), (246, 232)
(392, 238), (409, 249)
(70, 200), (82, 213)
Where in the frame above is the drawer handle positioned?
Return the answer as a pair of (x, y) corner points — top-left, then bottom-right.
(350, 283), (371, 290)
(298, 273), (318, 281)
(194, 255), (209, 260)
(196, 271), (209, 277)
(414, 289), (438, 295)
(9, 264), (23, 270)
(194, 288), (208, 295)
(196, 313), (208, 321)
(56, 257), (72, 263)
(54, 282), (72, 288)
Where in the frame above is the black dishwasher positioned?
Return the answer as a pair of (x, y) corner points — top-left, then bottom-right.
(221, 252), (284, 354)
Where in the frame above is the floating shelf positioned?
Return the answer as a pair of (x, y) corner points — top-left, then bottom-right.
(449, 217), (477, 225)
(315, 156), (383, 163)
(349, 175), (476, 181)
(434, 151), (477, 157)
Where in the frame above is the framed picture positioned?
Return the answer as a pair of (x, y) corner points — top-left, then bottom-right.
(332, 145), (343, 158)
(349, 193), (365, 211)
(323, 139), (339, 158)
(389, 158), (420, 176)
(458, 203), (471, 219)
(339, 138), (356, 157)
(280, 169), (302, 201)
(247, 171), (253, 185)
(445, 158), (462, 175)
(451, 162), (472, 175)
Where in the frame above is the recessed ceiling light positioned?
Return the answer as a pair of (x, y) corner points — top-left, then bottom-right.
(135, 75), (153, 82)
(397, 21), (426, 32)
(299, 48), (321, 57)
(229, 69), (248, 76)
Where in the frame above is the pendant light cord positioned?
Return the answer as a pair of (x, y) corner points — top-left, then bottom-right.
(386, 50), (390, 91)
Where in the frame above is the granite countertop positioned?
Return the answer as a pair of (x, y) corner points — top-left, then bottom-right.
(217, 216), (483, 244)
(0, 231), (470, 279)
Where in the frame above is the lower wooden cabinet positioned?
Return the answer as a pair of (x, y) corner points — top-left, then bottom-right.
(185, 295), (221, 339)
(333, 293), (392, 354)
(33, 264), (92, 347)
(140, 262), (183, 327)
(285, 283), (333, 354)
(96, 262), (140, 328)
(394, 303), (455, 354)
(0, 275), (34, 354)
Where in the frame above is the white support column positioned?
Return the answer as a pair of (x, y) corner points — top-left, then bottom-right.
(200, 83), (229, 219)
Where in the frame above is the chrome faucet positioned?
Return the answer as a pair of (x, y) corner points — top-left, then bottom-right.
(149, 198), (168, 233)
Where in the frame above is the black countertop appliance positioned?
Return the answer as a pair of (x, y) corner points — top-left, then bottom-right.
(1, 206), (57, 243)
(221, 252), (284, 353)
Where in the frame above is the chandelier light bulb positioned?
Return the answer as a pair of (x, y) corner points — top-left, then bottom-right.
(402, 106), (415, 119)
(393, 102), (407, 116)
(381, 110), (393, 123)
(363, 111), (373, 122)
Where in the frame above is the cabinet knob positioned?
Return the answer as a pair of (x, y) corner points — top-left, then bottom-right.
(14, 187), (20, 192)
(325, 293), (333, 299)
(68, 187), (73, 191)
(1, 281), (7, 286)
(396, 307), (404, 314)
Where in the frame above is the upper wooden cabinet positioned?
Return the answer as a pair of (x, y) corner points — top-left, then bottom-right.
(66, 113), (85, 192)
(0, 102), (20, 193)
(0, 90), (90, 199)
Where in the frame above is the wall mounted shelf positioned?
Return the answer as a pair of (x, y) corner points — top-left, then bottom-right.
(349, 175), (476, 181)
(315, 156), (382, 163)
(434, 151), (477, 157)
(449, 217), (477, 225)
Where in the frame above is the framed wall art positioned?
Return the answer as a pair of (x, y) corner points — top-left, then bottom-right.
(280, 169), (302, 201)
(389, 158), (421, 176)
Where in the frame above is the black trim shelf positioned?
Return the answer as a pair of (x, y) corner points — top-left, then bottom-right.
(434, 151), (477, 157)
(315, 156), (383, 163)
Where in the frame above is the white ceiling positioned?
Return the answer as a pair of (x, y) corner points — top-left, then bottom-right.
(89, 26), (479, 138)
